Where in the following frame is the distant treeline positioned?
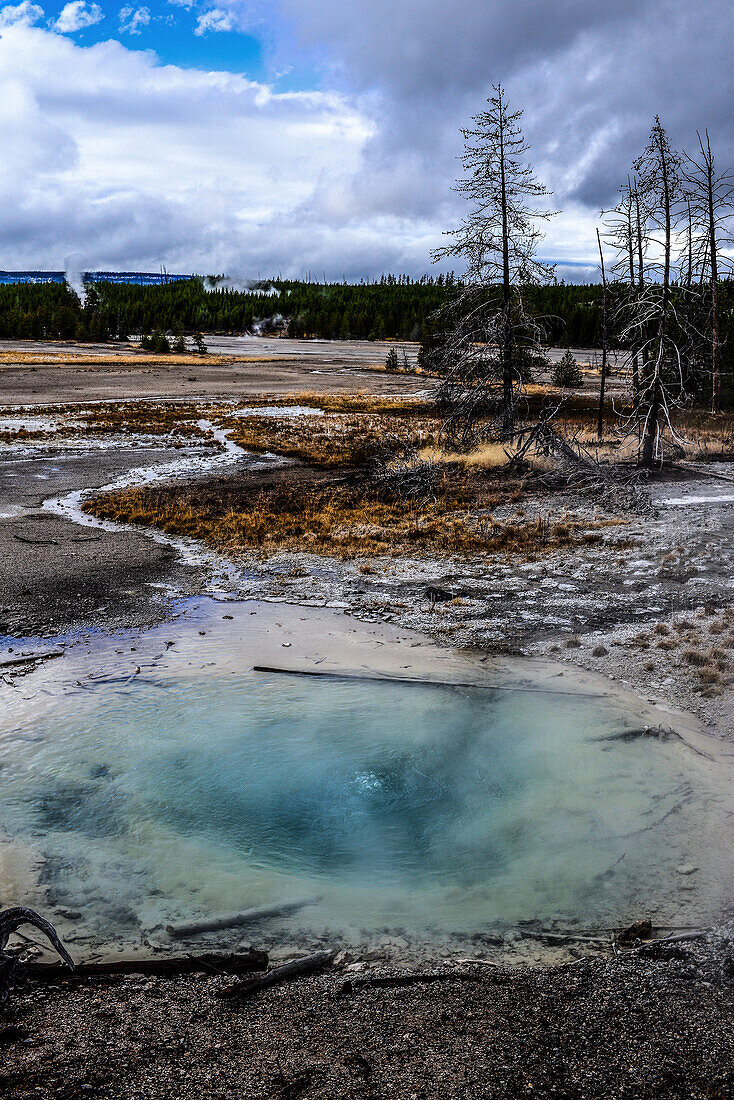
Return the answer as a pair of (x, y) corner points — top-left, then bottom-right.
(0, 276), (450, 343)
(1, 275), (734, 359)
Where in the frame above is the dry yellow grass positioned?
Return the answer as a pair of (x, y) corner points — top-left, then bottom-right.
(419, 442), (511, 469)
(224, 408), (441, 467)
(234, 392), (432, 415)
(0, 400), (221, 443)
(0, 351), (234, 367)
(84, 481), (626, 560)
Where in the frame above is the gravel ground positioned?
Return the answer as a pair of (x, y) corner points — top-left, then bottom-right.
(2, 926), (733, 1099)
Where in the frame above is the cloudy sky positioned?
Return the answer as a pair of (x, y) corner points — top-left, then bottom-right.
(0, 0), (732, 279)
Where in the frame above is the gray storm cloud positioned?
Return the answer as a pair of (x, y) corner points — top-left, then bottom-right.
(268, 0), (734, 240)
(1, 0), (733, 276)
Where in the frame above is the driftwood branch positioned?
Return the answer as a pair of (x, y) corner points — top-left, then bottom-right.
(0, 650), (64, 670)
(217, 949), (336, 1000)
(0, 906), (74, 1006)
(22, 949), (268, 983)
(166, 898), (319, 939)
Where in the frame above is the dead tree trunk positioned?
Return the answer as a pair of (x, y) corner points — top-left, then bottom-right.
(707, 161), (722, 412)
(596, 227), (609, 439)
(627, 184), (640, 407)
(640, 121), (677, 468)
(499, 86), (514, 435)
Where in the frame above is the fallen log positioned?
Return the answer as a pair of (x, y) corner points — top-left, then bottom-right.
(22, 949), (268, 982)
(217, 949), (336, 1000)
(252, 666), (603, 698)
(166, 898), (319, 939)
(0, 650), (64, 670)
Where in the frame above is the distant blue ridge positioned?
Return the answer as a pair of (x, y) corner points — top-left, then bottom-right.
(0, 271), (193, 285)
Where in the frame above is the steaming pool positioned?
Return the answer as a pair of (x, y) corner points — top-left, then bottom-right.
(0, 601), (731, 955)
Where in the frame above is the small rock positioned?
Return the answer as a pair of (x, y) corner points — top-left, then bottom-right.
(676, 863), (698, 875)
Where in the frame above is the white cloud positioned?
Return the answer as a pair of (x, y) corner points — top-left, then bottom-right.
(118, 4), (149, 34)
(194, 7), (234, 35)
(4, 0), (733, 277)
(53, 0), (103, 32)
(246, 0), (734, 269)
(0, 1), (43, 27)
(0, 18), (375, 274)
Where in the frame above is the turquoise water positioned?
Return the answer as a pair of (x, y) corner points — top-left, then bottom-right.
(0, 645), (729, 948)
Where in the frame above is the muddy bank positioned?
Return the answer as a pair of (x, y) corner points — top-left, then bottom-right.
(0, 513), (188, 636)
(0, 443), (209, 635)
(4, 924), (734, 1099)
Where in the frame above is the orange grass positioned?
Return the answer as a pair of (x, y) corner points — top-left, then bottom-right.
(84, 482), (628, 559)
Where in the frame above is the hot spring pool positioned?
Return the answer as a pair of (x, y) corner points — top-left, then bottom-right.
(0, 602), (731, 954)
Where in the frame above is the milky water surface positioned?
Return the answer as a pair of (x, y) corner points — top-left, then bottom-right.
(0, 604), (730, 952)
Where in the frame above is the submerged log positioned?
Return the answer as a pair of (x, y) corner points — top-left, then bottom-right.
(253, 666), (604, 698)
(23, 949), (268, 982)
(217, 949), (336, 1000)
(166, 898), (319, 939)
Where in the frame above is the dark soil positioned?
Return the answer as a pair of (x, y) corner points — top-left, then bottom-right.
(2, 930), (733, 1099)
(0, 512), (186, 636)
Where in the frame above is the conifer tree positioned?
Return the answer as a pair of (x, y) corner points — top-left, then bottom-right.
(431, 85), (557, 447)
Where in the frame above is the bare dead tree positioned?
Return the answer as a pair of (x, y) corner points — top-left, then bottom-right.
(431, 84), (557, 448)
(595, 227), (609, 439)
(626, 118), (687, 466)
(682, 129), (734, 412)
(603, 177), (649, 412)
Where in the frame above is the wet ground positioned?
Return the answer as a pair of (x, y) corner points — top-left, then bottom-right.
(0, 337), (626, 406)
(0, 338), (422, 406)
(0, 444), (207, 635)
